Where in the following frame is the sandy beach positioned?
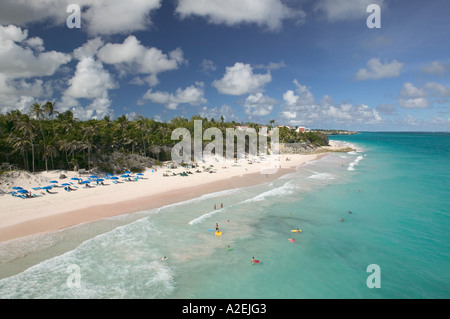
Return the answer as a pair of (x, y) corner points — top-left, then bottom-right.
(0, 142), (347, 243)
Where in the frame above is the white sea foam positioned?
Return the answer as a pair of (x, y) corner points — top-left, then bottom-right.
(0, 217), (176, 298)
(243, 181), (298, 204)
(188, 181), (299, 224)
(348, 155), (364, 171)
(307, 172), (335, 180)
(154, 187), (242, 213)
(188, 208), (223, 225)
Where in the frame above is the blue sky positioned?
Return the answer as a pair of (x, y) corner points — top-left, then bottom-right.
(0, 0), (449, 131)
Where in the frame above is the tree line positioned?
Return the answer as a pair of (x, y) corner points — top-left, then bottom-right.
(0, 102), (328, 173)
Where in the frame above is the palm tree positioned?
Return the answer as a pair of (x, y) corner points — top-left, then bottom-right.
(30, 102), (46, 140)
(14, 114), (36, 172)
(269, 119), (275, 128)
(136, 115), (150, 156)
(58, 139), (72, 169)
(82, 124), (99, 170)
(7, 134), (30, 171)
(41, 140), (59, 172)
(57, 110), (79, 135)
(44, 101), (58, 135)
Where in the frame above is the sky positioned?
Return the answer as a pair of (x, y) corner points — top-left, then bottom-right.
(0, 0), (449, 131)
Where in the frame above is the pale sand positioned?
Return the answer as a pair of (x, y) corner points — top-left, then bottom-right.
(0, 149), (340, 243)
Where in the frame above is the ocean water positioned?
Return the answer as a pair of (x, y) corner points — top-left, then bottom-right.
(0, 132), (449, 299)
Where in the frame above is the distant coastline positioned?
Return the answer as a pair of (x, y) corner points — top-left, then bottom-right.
(319, 130), (359, 136)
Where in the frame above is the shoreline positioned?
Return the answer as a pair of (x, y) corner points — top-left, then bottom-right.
(0, 151), (336, 244)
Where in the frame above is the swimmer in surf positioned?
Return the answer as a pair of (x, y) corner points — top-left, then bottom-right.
(251, 257), (257, 264)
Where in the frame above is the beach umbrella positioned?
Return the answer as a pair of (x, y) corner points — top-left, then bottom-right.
(42, 186), (53, 190)
(80, 180), (90, 184)
(12, 187), (23, 190)
(137, 173), (144, 176)
(124, 171), (131, 174)
(96, 178), (104, 182)
(89, 175), (97, 179)
(50, 181), (58, 184)
(110, 176), (119, 180)
(71, 177), (80, 181)
(17, 189), (29, 194)
(121, 174), (130, 178)
(32, 187), (41, 190)
(62, 183), (71, 186)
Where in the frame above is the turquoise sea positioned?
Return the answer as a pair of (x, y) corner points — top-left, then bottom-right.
(0, 132), (449, 299)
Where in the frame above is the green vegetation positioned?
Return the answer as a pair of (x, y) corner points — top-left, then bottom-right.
(0, 103), (329, 173)
(278, 127), (329, 146)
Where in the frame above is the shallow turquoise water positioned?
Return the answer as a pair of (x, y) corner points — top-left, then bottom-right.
(0, 132), (449, 298)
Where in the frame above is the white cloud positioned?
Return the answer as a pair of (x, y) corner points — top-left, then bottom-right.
(0, 0), (162, 36)
(141, 82), (207, 110)
(200, 104), (237, 122)
(73, 37), (105, 59)
(400, 82), (427, 98)
(212, 62), (271, 96)
(355, 58), (403, 81)
(283, 80), (316, 106)
(0, 74), (47, 113)
(0, 25), (71, 79)
(83, 0), (162, 36)
(315, 0), (385, 22)
(424, 82), (450, 98)
(281, 81), (382, 126)
(62, 56), (118, 120)
(176, 0), (306, 31)
(421, 61), (449, 75)
(400, 114), (422, 126)
(254, 61), (287, 70)
(25, 37), (44, 52)
(242, 93), (277, 116)
(398, 98), (431, 109)
(201, 59), (217, 75)
(64, 57), (117, 99)
(0, 25), (70, 113)
(376, 104), (396, 115)
(97, 35), (185, 86)
(397, 81), (450, 109)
